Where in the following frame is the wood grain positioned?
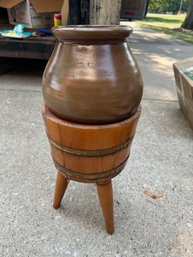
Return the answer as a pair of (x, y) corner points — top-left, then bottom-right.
(53, 171), (69, 209)
(97, 180), (114, 234)
(42, 104), (141, 183)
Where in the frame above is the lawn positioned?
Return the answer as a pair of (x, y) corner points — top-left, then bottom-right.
(136, 13), (193, 44)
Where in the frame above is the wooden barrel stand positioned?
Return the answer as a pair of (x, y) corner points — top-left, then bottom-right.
(42, 104), (141, 234)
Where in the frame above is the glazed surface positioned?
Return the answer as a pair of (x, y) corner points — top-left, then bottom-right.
(42, 26), (143, 124)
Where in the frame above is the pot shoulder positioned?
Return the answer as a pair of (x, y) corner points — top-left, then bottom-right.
(42, 42), (143, 124)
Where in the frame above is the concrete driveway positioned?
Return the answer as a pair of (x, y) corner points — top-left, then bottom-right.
(0, 23), (193, 257)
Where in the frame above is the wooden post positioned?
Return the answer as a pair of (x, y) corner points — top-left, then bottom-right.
(97, 180), (114, 234)
(53, 171), (69, 209)
(90, 0), (122, 25)
(61, 0), (69, 25)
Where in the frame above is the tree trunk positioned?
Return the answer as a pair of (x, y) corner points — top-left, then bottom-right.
(181, 0), (193, 29)
(90, 0), (122, 25)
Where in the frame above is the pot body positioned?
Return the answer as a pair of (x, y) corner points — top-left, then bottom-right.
(42, 26), (143, 124)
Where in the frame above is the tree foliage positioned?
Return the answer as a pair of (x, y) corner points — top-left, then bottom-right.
(149, 0), (191, 14)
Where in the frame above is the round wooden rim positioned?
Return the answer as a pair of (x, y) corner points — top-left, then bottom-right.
(43, 105), (141, 130)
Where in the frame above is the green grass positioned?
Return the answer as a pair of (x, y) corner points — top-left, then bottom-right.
(136, 13), (193, 44)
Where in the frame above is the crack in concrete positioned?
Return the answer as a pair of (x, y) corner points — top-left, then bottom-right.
(142, 98), (178, 103)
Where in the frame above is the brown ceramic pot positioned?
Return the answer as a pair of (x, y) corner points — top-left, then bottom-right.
(42, 25), (143, 124)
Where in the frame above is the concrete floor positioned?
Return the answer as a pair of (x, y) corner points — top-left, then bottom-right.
(0, 23), (193, 257)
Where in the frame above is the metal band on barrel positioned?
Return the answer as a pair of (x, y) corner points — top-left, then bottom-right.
(48, 135), (134, 157)
(52, 156), (129, 181)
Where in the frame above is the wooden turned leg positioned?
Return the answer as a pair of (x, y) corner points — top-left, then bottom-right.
(97, 180), (114, 235)
(53, 171), (69, 209)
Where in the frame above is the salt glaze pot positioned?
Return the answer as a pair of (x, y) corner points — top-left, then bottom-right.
(42, 25), (143, 124)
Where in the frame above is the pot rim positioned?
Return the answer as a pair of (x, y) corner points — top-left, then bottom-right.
(52, 25), (133, 45)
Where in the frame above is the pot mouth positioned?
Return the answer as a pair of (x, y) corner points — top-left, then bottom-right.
(52, 25), (133, 45)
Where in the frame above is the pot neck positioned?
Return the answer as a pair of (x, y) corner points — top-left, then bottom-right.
(52, 25), (133, 45)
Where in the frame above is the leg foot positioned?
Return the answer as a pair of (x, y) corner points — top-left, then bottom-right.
(53, 171), (69, 209)
(97, 180), (114, 234)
